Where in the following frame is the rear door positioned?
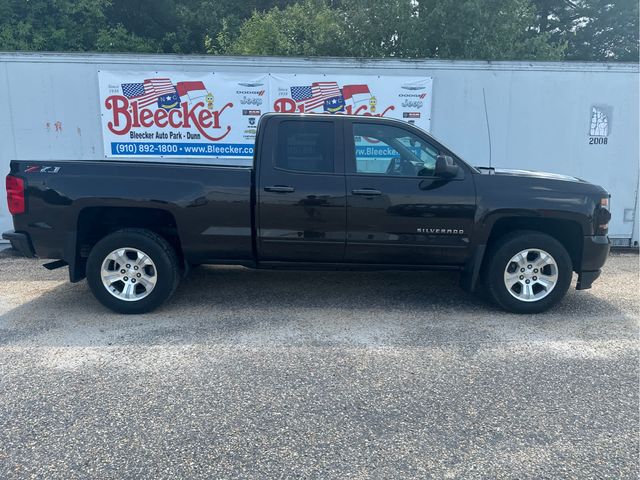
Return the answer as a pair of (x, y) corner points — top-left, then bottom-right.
(256, 116), (347, 262)
(344, 119), (477, 265)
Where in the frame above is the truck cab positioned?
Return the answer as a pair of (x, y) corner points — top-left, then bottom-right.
(256, 114), (477, 266)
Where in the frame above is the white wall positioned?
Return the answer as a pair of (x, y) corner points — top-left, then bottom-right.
(0, 53), (638, 243)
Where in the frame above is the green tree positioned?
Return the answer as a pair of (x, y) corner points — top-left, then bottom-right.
(0, 0), (111, 51)
(532, 0), (639, 61)
(102, 0), (298, 53)
(104, 0), (206, 53)
(0, 0), (633, 61)
(409, 0), (566, 60)
(221, 0), (565, 60)
(335, 0), (417, 58)
(203, 0), (300, 54)
(220, 0), (344, 56)
(95, 24), (158, 53)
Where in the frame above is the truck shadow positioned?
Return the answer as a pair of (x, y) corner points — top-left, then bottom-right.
(0, 264), (637, 348)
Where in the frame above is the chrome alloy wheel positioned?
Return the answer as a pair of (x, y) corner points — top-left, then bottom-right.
(503, 248), (558, 302)
(100, 248), (157, 302)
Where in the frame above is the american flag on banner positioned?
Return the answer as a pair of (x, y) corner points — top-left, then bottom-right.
(121, 78), (177, 108)
(290, 82), (341, 111)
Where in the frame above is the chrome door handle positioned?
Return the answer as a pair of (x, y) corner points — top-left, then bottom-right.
(264, 185), (295, 193)
(352, 189), (382, 196)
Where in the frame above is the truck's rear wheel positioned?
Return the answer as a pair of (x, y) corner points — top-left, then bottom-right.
(86, 229), (180, 314)
(486, 231), (572, 313)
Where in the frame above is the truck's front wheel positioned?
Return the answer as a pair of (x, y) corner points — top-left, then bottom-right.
(486, 231), (573, 313)
(86, 229), (180, 314)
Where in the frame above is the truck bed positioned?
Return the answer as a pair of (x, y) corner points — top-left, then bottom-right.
(9, 159), (255, 269)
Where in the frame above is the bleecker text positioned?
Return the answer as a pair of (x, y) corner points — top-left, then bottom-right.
(105, 96), (233, 141)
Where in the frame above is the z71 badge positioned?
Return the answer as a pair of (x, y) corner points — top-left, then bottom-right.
(25, 165), (61, 173)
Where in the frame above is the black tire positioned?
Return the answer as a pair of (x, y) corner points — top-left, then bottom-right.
(485, 231), (573, 314)
(86, 229), (180, 314)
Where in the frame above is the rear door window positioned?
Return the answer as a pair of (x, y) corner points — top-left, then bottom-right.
(275, 121), (335, 173)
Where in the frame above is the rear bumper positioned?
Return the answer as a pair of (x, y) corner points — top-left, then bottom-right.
(2, 230), (36, 258)
(576, 235), (610, 290)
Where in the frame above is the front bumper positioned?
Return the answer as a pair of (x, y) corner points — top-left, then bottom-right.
(2, 230), (36, 258)
(576, 235), (610, 290)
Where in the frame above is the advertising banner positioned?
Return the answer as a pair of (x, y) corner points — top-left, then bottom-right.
(269, 74), (432, 132)
(270, 74), (433, 170)
(98, 71), (432, 160)
(98, 71), (268, 160)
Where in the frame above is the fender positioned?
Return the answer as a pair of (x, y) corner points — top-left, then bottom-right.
(473, 208), (590, 245)
(462, 209), (591, 292)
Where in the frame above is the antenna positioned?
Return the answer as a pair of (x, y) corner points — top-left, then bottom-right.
(482, 87), (492, 168)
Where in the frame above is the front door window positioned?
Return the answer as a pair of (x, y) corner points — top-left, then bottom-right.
(353, 123), (439, 177)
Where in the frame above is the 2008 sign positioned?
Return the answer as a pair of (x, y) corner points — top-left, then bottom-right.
(589, 137), (608, 145)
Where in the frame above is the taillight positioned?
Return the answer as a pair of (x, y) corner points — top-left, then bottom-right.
(6, 175), (25, 215)
(595, 196), (611, 234)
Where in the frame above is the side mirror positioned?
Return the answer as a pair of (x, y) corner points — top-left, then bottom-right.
(434, 155), (460, 179)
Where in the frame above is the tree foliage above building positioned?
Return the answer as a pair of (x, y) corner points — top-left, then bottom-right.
(0, 0), (636, 61)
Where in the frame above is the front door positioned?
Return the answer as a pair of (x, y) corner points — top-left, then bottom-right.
(257, 117), (346, 262)
(344, 120), (477, 265)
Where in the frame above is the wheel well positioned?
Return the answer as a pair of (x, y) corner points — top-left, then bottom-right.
(486, 217), (583, 271)
(77, 207), (183, 263)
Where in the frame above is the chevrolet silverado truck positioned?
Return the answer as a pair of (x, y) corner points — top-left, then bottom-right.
(3, 113), (611, 314)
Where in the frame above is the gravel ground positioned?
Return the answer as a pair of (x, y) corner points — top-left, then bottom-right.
(0, 250), (638, 479)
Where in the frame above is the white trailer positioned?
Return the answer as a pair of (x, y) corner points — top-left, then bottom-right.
(1, 52), (638, 245)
